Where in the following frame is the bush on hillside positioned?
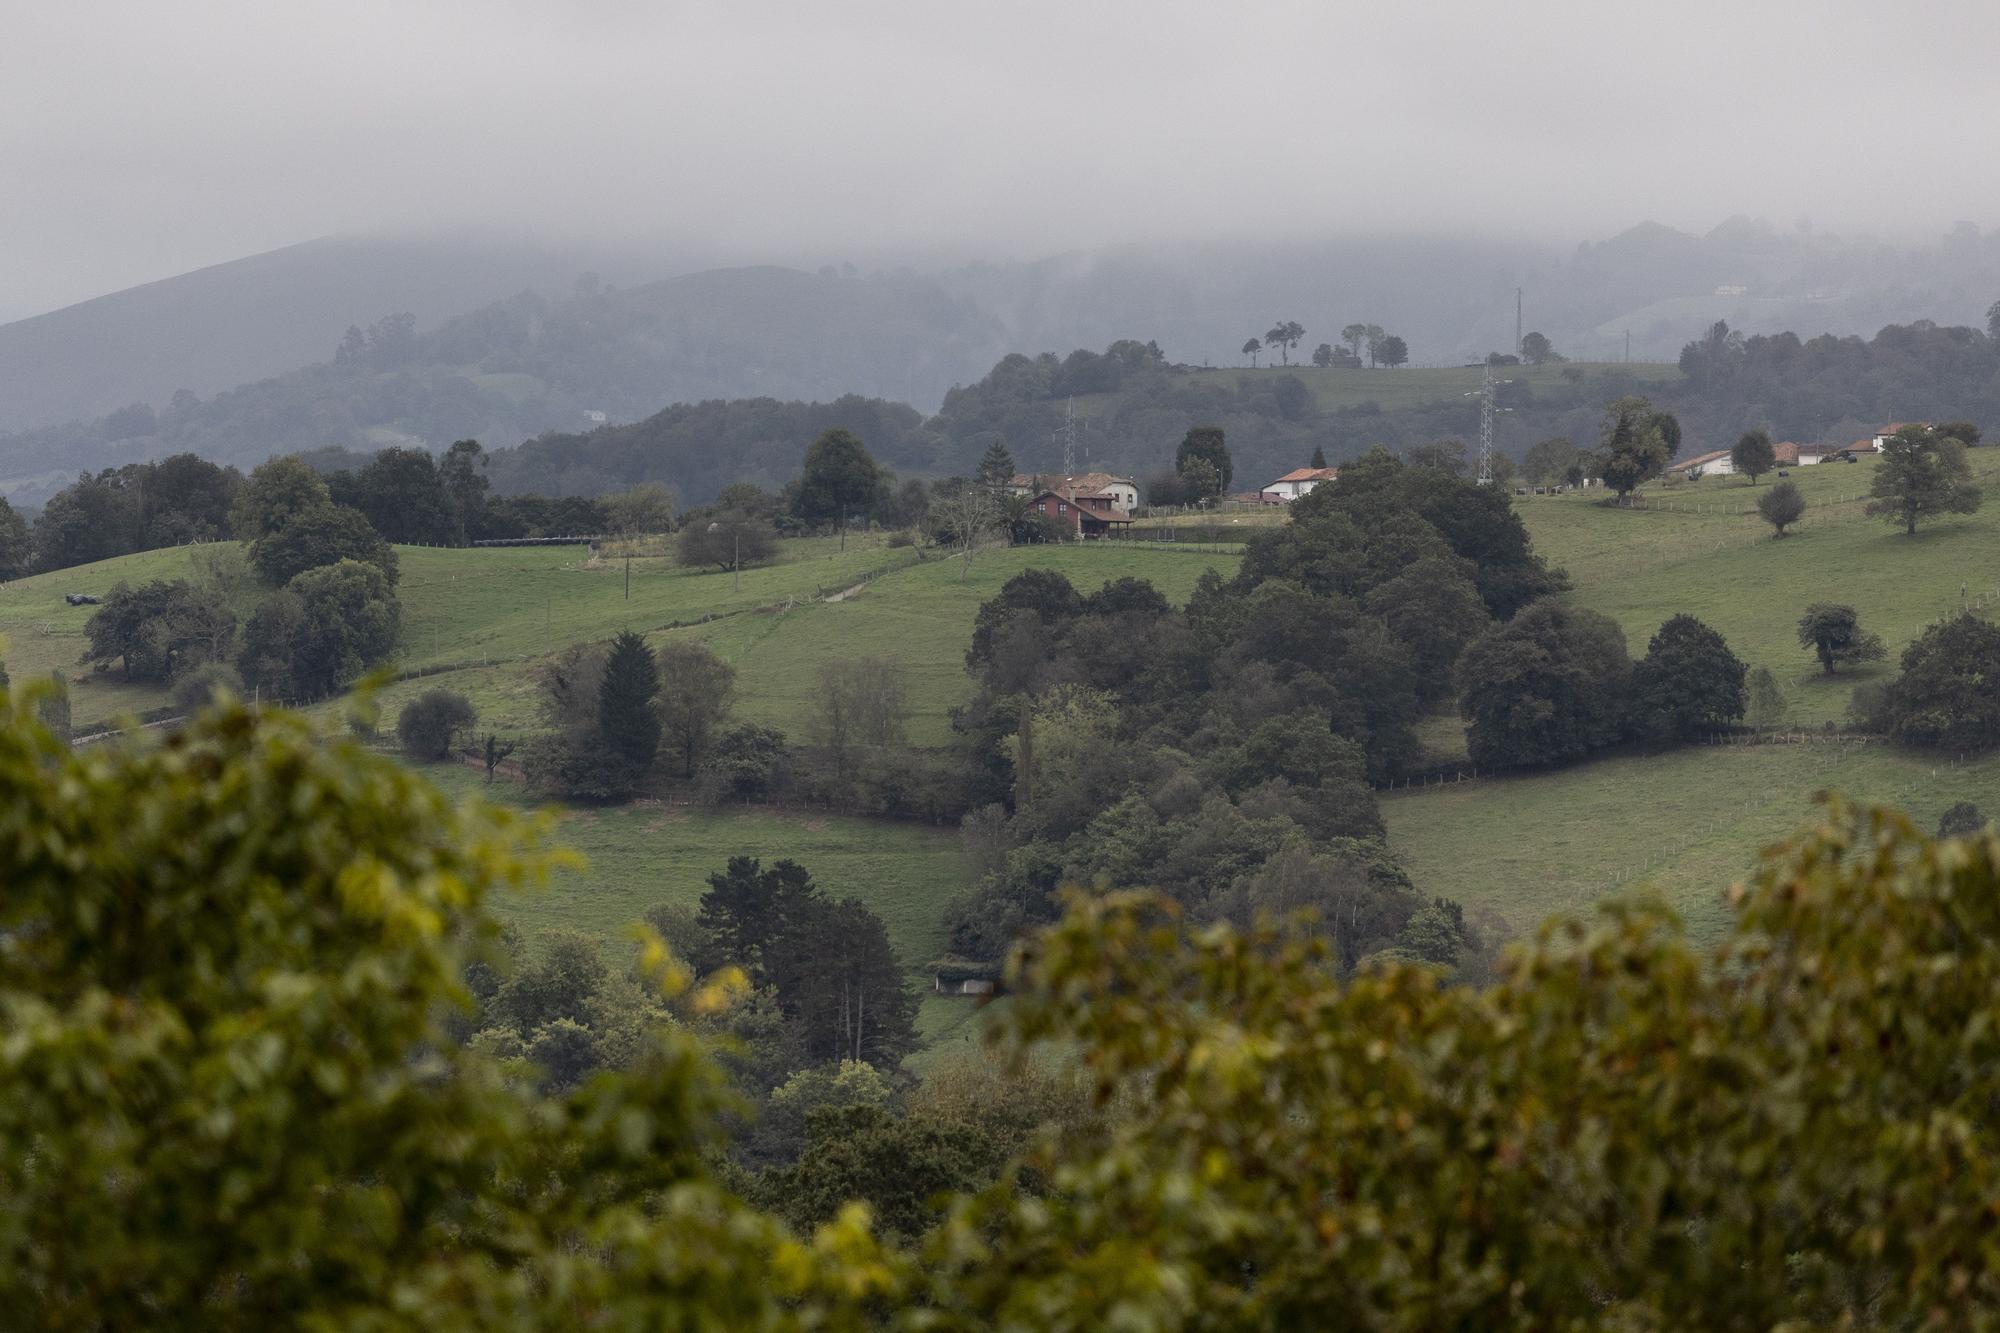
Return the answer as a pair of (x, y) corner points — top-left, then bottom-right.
(169, 662), (243, 715)
(397, 689), (478, 761)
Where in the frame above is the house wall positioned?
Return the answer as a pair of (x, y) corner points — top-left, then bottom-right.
(1102, 482), (1138, 512)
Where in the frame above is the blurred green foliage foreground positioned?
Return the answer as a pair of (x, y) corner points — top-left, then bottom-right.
(8, 691), (2000, 1329)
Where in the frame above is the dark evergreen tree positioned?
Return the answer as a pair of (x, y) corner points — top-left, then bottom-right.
(596, 630), (661, 772)
(976, 440), (1017, 491)
(693, 856), (818, 982)
(0, 496), (28, 581)
(767, 894), (918, 1068)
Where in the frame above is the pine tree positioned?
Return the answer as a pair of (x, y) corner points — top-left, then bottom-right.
(1309, 445), (1328, 469)
(976, 440), (1016, 492)
(597, 630), (660, 771)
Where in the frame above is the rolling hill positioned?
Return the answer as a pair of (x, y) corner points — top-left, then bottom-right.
(0, 234), (639, 433)
(6, 448), (1997, 973)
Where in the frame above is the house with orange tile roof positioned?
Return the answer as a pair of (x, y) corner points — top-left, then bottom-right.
(1259, 466), (1339, 503)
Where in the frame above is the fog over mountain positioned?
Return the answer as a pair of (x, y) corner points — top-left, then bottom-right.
(6, 0), (1997, 318)
(5, 0), (1999, 486)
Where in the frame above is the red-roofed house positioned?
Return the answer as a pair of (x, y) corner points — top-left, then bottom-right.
(1871, 423), (1926, 450)
(1005, 472), (1139, 513)
(1025, 490), (1136, 538)
(1259, 466), (1339, 503)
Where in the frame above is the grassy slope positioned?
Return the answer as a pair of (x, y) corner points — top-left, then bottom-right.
(418, 764), (961, 977)
(1072, 361), (1678, 420)
(0, 546), (227, 723)
(1520, 451), (2000, 727)
(8, 533), (1236, 744)
(677, 544), (1233, 745)
(1386, 744), (2000, 946)
(1391, 449), (2000, 944)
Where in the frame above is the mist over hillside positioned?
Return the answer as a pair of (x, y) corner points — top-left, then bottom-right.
(4, 218), (2000, 501)
(0, 233), (699, 433)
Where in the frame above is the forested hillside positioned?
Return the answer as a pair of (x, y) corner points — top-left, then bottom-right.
(0, 266), (1003, 497)
(9, 220), (2000, 504)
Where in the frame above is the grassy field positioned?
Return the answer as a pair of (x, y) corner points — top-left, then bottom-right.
(1520, 450), (2000, 728)
(5, 532), (1237, 743)
(1385, 740), (2000, 947)
(418, 761), (989, 1058)
(1072, 361), (1678, 420)
(0, 545), (231, 724)
(419, 763), (962, 976)
(1384, 450), (2000, 941)
(676, 543), (1234, 745)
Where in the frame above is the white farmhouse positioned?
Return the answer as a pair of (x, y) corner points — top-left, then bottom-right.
(1259, 466), (1339, 503)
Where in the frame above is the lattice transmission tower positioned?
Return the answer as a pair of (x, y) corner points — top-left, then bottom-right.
(1466, 366), (1513, 485)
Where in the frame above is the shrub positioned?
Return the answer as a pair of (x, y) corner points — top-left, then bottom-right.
(169, 662), (244, 715)
(397, 689), (478, 761)
(676, 509), (777, 571)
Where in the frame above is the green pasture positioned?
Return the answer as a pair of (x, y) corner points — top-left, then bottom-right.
(1520, 450), (2000, 727)
(420, 763), (962, 977)
(672, 542), (1236, 745)
(1385, 740), (2000, 947)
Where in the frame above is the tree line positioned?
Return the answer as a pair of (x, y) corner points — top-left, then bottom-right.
(15, 683), (2000, 1323)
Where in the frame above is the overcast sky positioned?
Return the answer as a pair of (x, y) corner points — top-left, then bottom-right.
(3, 0), (1996, 320)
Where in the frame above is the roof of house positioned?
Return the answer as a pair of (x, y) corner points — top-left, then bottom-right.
(1271, 466), (1340, 484)
(1009, 471), (1134, 494)
(1876, 422), (1922, 436)
(1772, 441), (1801, 464)
(1666, 449), (1730, 472)
(1027, 490), (1134, 521)
(929, 955), (1004, 983)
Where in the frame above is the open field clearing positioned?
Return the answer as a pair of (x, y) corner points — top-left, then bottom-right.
(421, 763), (962, 975)
(1385, 740), (2000, 945)
(1521, 450), (2000, 727)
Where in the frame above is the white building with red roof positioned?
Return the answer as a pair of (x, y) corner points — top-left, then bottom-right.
(1259, 466), (1339, 503)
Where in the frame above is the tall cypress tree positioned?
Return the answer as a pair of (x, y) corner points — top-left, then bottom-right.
(597, 630), (661, 771)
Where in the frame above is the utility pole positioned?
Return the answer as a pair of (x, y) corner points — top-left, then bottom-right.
(1515, 287), (1523, 358)
(623, 551), (630, 600)
(1625, 329), (1631, 364)
(733, 527), (740, 593)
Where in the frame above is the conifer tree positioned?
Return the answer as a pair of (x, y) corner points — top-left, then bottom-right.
(597, 630), (661, 771)
(976, 440), (1016, 492)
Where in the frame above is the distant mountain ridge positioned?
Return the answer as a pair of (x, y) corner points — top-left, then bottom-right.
(0, 234), (656, 433)
(4, 220), (1998, 499)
